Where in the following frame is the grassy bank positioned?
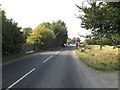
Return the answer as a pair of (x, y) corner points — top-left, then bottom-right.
(3, 50), (42, 63)
(74, 45), (119, 71)
(3, 46), (60, 63)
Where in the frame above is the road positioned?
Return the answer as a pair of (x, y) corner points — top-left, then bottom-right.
(2, 46), (118, 89)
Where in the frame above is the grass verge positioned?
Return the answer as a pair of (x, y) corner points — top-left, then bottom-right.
(3, 50), (42, 63)
(2, 46), (61, 63)
(74, 45), (119, 71)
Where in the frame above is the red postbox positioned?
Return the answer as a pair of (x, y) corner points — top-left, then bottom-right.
(76, 43), (78, 47)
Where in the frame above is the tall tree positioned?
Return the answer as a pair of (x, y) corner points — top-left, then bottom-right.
(2, 10), (23, 55)
(51, 20), (68, 46)
(76, 1), (120, 48)
(26, 26), (55, 49)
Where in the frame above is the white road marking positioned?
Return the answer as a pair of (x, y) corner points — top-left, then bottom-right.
(6, 68), (35, 90)
(43, 55), (53, 63)
(6, 49), (64, 89)
(55, 51), (60, 54)
(43, 49), (63, 63)
(55, 49), (63, 55)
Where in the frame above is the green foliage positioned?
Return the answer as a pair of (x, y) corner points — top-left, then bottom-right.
(26, 26), (55, 49)
(85, 38), (107, 45)
(38, 22), (51, 29)
(2, 10), (23, 55)
(85, 36), (120, 49)
(67, 38), (72, 41)
(22, 27), (32, 42)
(2, 9), (68, 57)
(76, 37), (81, 43)
(72, 37), (76, 44)
(51, 20), (68, 46)
(27, 20), (68, 49)
(32, 20), (68, 47)
(67, 38), (72, 45)
(76, 2), (120, 46)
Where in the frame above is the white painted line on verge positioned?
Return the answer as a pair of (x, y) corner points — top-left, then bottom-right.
(6, 68), (35, 90)
(43, 55), (53, 63)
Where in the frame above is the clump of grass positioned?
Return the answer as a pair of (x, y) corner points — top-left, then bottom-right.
(75, 45), (119, 71)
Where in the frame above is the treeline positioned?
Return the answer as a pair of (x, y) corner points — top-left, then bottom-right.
(2, 10), (23, 55)
(2, 10), (68, 56)
(76, 1), (120, 49)
(85, 37), (120, 46)
(26, 21), (68, 49)
(67, 37), (81, 45)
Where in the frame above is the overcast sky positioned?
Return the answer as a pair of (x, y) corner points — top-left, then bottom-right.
(1, 0), (90, 41)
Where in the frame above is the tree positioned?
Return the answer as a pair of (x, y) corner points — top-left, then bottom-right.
(51, 20), (68, 46)
(76, 37), (81, 43)
(67, 38), (72, 45)
(22, 27), (32, 42)
(26, 20), (68, 49)
(2, 10), (23, 55)
(38, 22), (51, 29)
(76, 1), (120, 48)
(26, 26), (55, 49)
(72, 37), (76, 44)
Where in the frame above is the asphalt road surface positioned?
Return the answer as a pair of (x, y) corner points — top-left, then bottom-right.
(2, 46), (118, 89)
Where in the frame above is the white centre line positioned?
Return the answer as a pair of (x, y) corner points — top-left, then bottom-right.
(6, 68), (35, 90)
(43, 55), (53, 63)
(55, 51), (60, 54)
(6, 49), (63, 89)
(55, 49), (63, 55)
(43, 49), (63, 63)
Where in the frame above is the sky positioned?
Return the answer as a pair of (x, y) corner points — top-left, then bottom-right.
(1, 0), (90, 41)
